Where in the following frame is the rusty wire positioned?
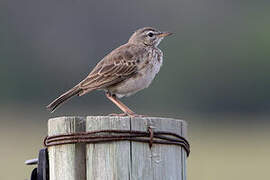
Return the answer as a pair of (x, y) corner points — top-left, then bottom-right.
(44, 127), (190, 156)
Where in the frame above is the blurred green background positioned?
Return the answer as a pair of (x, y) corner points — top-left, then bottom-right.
(1, 0), (270, 179)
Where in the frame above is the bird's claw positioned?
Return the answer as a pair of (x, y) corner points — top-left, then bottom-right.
(108, 113), (129, 117)
(130, 114), (147, 118)
(108, 113), (147, 118)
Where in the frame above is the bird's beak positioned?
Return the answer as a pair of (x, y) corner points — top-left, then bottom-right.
(158, 32), (173, 37)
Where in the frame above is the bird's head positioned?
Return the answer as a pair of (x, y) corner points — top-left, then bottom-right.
(128, 27), (172, 47)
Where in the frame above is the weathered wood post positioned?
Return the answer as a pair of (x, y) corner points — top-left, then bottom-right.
(48, 117), (86, 180)
(48, 116), (188, 180)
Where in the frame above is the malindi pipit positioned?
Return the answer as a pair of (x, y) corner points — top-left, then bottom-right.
(47, 27), (172, 117)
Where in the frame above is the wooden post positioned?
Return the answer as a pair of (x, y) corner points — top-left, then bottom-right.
(129, 117), (187, 180)
(48, 117), (86, 180)
(86, 116), (131, 180)
(85, 116), (187, 180)
(48, 116), (188, 180)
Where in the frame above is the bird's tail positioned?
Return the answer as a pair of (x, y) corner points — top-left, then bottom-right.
(47, 86), (82, 113)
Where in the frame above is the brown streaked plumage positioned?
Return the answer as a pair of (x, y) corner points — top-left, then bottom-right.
(47, 27), (172, 116)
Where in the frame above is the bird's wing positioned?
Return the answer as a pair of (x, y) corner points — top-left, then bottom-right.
(78, 44), (142, 91)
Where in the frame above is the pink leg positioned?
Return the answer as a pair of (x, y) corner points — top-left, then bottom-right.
(105, 92), (135, 116)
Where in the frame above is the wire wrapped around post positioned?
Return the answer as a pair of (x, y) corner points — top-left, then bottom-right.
(44, 128), (190, 156)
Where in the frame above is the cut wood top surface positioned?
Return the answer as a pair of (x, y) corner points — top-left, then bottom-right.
(48, 116), (187, 137)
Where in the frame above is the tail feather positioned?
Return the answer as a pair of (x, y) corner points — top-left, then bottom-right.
(47, 86), (82, 113)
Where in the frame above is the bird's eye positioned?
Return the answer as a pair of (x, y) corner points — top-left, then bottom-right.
(148, 32), (153, 37)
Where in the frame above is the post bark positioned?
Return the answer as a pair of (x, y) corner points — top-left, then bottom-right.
(48, 116), (188, 180)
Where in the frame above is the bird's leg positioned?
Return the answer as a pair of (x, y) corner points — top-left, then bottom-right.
(105, 92), (135, 116)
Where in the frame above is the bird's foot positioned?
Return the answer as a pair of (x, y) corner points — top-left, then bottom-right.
(129, 114), (147, 118)
(108, 113), (147, 118)
(108, 113), (129, 117)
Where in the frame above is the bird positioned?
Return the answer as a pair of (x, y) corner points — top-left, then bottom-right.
(47, 27), (172, 117)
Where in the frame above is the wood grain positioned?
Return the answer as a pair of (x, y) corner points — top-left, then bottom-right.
(86, 116), (187, 180)
(48, 117), (86, 180)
